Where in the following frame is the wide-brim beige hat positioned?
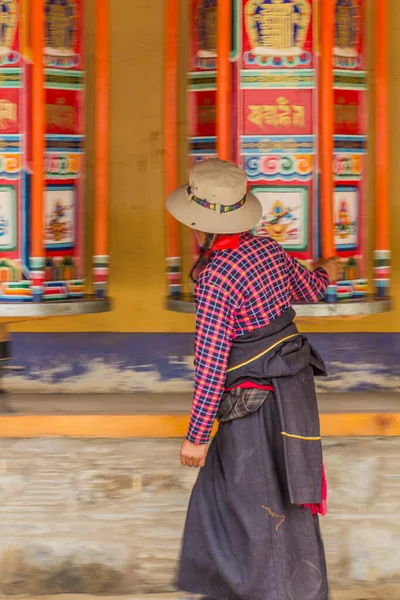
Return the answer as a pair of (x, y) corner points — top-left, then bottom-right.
(166, 158), (262, 234)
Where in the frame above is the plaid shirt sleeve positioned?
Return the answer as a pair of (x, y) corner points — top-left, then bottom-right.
(285, 252), (329, 303)
(187, 282), (236, 445)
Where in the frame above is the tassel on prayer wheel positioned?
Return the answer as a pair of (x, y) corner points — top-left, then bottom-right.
(164, 0), (392, 319)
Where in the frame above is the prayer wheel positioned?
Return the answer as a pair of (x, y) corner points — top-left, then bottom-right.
(0, 0), (111, 398)
(164, 0), (392, 318)
(0, 0), (110, 303)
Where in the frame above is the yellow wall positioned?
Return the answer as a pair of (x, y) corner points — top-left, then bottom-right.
(13, 0), (400, 334)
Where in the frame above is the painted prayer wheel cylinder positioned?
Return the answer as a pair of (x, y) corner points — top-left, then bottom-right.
(164, 0), (392, 316)
(0, 0), (109, 303)
(189, 0), (368, 302)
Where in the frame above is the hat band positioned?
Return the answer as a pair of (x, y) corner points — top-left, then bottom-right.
(187, 186), (246, 214)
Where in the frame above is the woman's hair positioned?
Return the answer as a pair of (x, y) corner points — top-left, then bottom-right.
(189, 232), (214, 284)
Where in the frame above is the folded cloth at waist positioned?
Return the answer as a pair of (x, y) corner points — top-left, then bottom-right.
(225, 307), (326, 389)
(219, 308), (327, 507)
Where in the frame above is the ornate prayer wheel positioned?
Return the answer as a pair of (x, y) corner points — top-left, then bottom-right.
(0, 0), (110, 303)
(164, 0), (392, 318)
(0, 0), (111, 393)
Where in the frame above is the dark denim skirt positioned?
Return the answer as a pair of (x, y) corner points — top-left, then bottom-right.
(178, 392), (329, 600)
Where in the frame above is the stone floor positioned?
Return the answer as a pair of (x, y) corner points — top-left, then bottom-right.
(1, 393), (399, 598)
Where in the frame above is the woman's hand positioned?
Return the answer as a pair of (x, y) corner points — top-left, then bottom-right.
(180, 439), (208, 468)
(316, 257), (343, 283)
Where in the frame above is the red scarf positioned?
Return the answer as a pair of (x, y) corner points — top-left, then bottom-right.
(205, 234), (241, 255)
(192, 234), (241, 283)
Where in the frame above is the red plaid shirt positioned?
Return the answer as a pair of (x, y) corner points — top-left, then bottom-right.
(188, 233), (329, 444)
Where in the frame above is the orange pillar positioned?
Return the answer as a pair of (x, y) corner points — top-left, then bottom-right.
(319, 0), (335, 260)
(374, 0), (390, 296)
(217, 0), (231, 160)
(93, 0), (110, 298)
(164, 0), (181, 297)
(21, 0), (29, 58)
(30, 0), (45, 301)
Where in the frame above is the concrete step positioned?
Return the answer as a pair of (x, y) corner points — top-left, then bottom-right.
(2, 391), (400, 415)
(3, 588), (398, 600)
